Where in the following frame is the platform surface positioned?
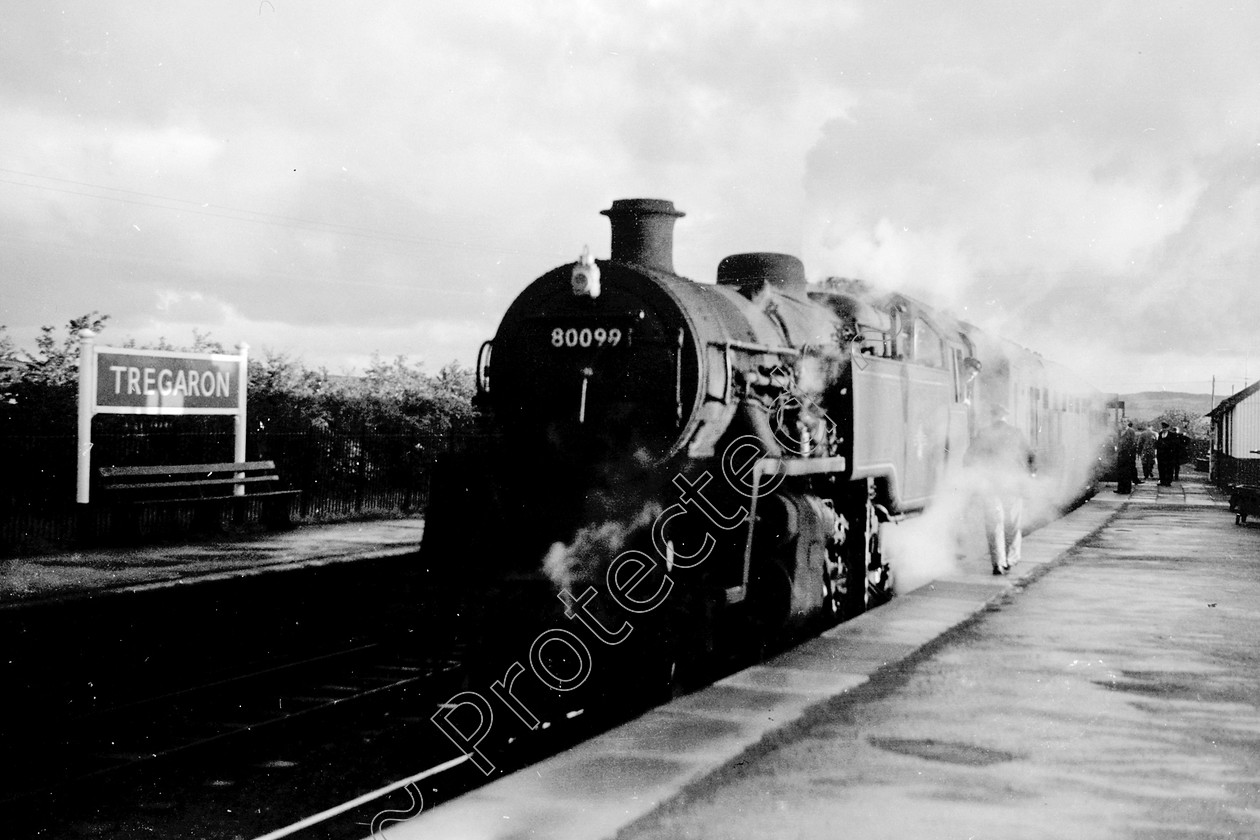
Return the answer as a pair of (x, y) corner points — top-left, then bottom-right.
(0, 517), (426, 606)
(386, 472), (1260, 840)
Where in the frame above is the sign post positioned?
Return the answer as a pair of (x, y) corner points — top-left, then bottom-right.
(76, 339), (249, 505)
(235, 343), (249, 496)
(76, 330), (97, 505)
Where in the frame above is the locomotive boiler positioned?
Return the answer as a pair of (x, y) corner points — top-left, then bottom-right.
(423, 198), (1108, 700)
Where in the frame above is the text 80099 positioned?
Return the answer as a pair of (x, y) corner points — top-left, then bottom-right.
(549, 326), (626, 349)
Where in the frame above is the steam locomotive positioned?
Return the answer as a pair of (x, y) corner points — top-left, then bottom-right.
(423, 198), (1109, 701)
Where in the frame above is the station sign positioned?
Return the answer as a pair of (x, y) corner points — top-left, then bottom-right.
(94, 348), (244, 414)
(76, 337), (250, 503)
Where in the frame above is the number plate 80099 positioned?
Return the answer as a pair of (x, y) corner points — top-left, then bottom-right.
(548, 326), (628, 349)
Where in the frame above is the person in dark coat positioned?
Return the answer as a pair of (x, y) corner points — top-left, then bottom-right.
(1115, 422), (1138, 494)
(1137, 424), (1157, 480)
(1155, 422), (1175, 486)
(965, 403), (1036, 575)
(1171, 426), (1185, 481)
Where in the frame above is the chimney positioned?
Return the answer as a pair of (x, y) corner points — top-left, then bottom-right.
(601, 198), (685, 274)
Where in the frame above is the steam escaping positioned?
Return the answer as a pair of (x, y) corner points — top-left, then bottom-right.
(884, 469), (971, 595)
(542, 501), (664, 595)
(885, 420), (1110, 595)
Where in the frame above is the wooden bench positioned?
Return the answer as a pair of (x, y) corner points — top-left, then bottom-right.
(97, 461), (301, 532)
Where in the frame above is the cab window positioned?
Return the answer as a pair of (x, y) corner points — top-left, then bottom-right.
(912, 318), (944, 368)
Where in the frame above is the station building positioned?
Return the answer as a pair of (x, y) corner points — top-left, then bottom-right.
(1208, 379), (1260, 486)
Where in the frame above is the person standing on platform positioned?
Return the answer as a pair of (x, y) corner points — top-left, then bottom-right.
(965, 403), (1036, 576)
(1171, 426), (1185, 481)
(1115, 421), (1138, 494)
(1156, 422), (1175, 486)
(1138, 424), (1157, 481)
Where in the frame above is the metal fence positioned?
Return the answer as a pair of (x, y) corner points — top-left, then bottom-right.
(0, 427), (478, 555)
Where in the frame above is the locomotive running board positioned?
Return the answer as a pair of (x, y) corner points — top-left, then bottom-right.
(726, 455), (847, 605)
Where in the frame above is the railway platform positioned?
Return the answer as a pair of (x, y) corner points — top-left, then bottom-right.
(0, 516), (426, 606)
(0, 515), (433, 805)
(391, 471), (1259, 840)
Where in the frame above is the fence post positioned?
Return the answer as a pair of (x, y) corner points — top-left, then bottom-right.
(354, 429), (366, 514)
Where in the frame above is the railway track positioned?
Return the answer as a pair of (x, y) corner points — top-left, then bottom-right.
(9, 643), (457, 798)
(2, 556), (906, 839)
(248, 607), (873, 839)
(1, 633), (473, 840)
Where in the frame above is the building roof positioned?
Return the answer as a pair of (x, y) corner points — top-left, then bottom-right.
(1208, 379), (1260, 418)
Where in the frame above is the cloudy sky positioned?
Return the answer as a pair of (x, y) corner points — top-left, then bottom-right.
(2, 1), (1257, 397)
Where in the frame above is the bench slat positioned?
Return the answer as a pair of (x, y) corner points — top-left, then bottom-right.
(99, 461), (277, 478)
(105, 476), (280, 491)
(93, 461), (298, 533)
(112, 489), (301, 505)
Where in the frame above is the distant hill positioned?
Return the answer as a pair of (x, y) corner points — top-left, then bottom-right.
(1119, 391), (1217, 421)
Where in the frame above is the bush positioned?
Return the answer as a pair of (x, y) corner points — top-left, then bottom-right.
(0, 316), (478, 440)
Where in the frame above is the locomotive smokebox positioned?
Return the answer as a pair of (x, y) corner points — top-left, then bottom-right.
(601, 198), (685, 274)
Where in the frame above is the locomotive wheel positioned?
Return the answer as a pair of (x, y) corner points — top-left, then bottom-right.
(717, 559), (795, 664)
(823, 559), (843, 618)
(864, 503), (893, 609)
(749, 560), (794, 640)
(830, 494), (892, 619)
(635, 575), (720, 702)
(825, 543), (860, 620)
(832, 536), (868, 620)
